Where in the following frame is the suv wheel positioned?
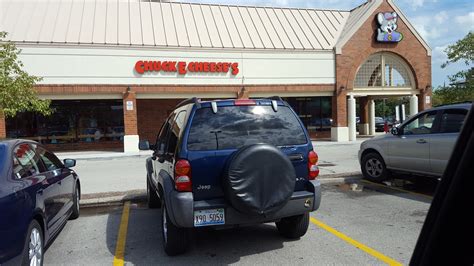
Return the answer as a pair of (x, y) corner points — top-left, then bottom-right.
(22, 220), (43, 266)
(161, 199), (189, 256)
(276, 212), (310, 239)
(147, 178), (160, 208)
(361, 152), (389, 182)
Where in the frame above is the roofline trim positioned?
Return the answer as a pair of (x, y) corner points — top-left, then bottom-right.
(167, 1), (351, 13)
(335, 0), (383, 54)
(335, 0), (432, 56)
(11, 42), (335, 54)
(386, 0), (431, 56)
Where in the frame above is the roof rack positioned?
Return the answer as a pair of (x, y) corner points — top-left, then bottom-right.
(264, 96), (290, 107)
(175, 97), (201, 109)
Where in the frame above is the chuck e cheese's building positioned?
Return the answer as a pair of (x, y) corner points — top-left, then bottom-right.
(0, 0), (432, 153)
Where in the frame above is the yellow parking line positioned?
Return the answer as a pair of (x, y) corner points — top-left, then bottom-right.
(310, 217), (402, 266)
(113, 201), (131, 266)
(361, 180), (433, 200)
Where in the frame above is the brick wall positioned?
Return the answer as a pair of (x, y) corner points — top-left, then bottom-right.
(335, 0), (432, 127)
(137, 99), (181, 143)
(36, 84), (334, 95)
(0, 111), (5, 139)
(123, 92), (138, 135)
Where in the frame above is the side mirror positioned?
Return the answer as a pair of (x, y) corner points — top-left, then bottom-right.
(390, 127), (400, 135)
(139, 140), (151, 150)
(63, 159), (76, 168)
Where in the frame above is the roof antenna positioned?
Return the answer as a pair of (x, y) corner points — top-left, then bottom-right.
(211, 101), (218, 114)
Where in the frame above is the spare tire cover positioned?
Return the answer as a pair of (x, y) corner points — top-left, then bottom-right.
(223, 144), (296, 216)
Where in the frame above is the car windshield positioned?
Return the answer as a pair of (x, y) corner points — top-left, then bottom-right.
(187, 105), (307, 150)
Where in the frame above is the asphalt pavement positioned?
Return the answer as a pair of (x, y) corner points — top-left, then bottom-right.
(44, 180), (435, 265)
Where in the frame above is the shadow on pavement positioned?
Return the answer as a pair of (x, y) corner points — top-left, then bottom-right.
(106, 204), (296, 264)
(326, 177), (437, 204)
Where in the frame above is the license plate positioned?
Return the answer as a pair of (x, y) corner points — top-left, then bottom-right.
(194, 208), (225, 227)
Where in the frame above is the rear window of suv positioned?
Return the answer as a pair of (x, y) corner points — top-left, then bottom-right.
(187, 105), (307, 150)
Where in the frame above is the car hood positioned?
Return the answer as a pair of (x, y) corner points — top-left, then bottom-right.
(374, 134), (391, 140)
(363, 134), (392, 144)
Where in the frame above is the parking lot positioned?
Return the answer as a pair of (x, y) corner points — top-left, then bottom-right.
(43, 179), (436, 265)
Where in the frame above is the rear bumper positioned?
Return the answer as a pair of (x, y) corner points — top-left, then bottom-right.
(164, 179), (321, 228)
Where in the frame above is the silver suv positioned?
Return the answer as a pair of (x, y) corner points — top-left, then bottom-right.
(359, 102), (471, 182)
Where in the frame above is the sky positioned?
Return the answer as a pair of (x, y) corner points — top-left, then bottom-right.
(183, 0), (473, 88)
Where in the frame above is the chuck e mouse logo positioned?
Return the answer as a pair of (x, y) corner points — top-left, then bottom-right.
(376, 12), (403, 42)
(135, 60), (239, 75)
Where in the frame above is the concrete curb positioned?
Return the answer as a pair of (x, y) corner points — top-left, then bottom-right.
(80, 190), (146, 208)
(319, 175), (363, 184)
(58, 153), (152, 161)
(79, 172), (363, 208)
(318, 171), (362, 179)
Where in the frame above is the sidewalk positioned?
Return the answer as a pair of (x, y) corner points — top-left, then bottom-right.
(57, 140), (365, 206)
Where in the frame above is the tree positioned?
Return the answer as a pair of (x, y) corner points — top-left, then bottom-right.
(434, 32), (474, 106)
(374, 97), (409, 118)
(0, 31), (51, 118)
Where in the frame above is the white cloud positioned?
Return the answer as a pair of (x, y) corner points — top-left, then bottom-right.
(399, 0), (438, 10)
(455, 12), (474, 30)
(432, 45), (448, 64)
(434, 11), (448, 24)
(411, 13), (447, 41)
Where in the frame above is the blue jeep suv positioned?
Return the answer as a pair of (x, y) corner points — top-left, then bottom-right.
(139, 97), (321, 255)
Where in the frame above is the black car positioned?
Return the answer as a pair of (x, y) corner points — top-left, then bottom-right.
(375, 117), (393, 132)
(0, 140), (81, 265)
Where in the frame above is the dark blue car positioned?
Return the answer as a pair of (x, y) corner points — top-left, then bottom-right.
(0, 140), (80, 265)
(139, 97), (321, 255)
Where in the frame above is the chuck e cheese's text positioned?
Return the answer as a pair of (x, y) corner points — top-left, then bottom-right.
(135, 60), (239, 75)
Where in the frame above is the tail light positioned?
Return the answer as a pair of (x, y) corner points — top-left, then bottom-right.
(234, 99), (256, 106)
(308, 151), (319, 180)
(174, 159), (192, 192)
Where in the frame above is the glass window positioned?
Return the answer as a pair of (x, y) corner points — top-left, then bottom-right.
(355, 53), (412, 88)
(36, 146), (64, 171)
(383, 56), (412, 87)
(439, 109), (467, 133)
(187, 106), (307, 151)
(403, 111), (437, 135)
(155, 117), (171, 149)
(284, 97), (332, 138)
(5, 100), (124, 149)
(166, 111), (187, 154)
(156, 113), (176, 152)
(355, 54), (382, 87)
(13, 143), (41, 178)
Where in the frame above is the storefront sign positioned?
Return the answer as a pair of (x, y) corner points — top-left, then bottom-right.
(134, 60), (239, 75)
(126, 101), (134, 111)
(376, 12), (403, 42)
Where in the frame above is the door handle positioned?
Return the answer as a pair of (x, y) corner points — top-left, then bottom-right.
(58, 180), (62, 185)
(37, 189), (43, 195)
(416, 139), (427, 144)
